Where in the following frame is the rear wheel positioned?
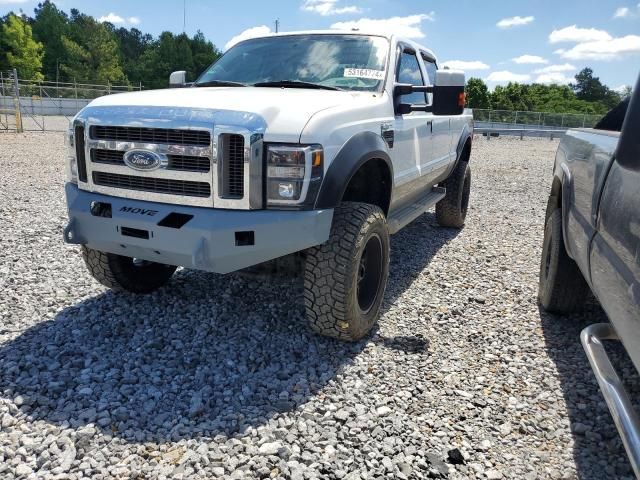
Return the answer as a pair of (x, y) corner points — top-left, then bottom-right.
(81, 246), (177, 293)
(304, 202), (390, 341)
(538, 209), (589, 312)
(436, 160), (471, 228)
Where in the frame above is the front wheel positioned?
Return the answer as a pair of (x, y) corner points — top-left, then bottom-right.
(538, 209), (589, 313)
(304, 202), (390, 341)
(81, 246), (177, 294)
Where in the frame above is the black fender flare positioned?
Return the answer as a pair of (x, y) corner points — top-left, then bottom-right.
(455, 123), (473, 164)
(314, 132), (393, 210)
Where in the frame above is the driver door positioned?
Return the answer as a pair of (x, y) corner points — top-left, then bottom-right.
(390, 47), (431, 209)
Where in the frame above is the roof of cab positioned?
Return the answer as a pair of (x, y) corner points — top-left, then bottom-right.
(231, 29), (438, 64)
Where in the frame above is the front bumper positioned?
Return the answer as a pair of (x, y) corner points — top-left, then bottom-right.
(63, 183), (333, 274)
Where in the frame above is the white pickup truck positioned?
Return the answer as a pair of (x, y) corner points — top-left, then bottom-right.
(63, 31), (474, 341)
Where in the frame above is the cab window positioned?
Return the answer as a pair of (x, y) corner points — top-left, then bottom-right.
(397, 50), (427, 105)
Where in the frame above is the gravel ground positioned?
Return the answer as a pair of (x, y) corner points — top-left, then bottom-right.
(0, 133), (636, 479)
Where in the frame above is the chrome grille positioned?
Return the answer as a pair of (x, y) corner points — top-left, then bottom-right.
(75, 105), (263, 209)
(90, 126), (210, 146)
(91, 149), (211, 172)
(220, 134), (245, 198)
(93, 172), (211, 197)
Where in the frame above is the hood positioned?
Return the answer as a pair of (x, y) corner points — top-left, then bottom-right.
(86, 87), (372, 143)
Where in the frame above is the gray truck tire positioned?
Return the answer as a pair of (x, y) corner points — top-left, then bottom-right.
(436, 160), (471, 228)
(81, 246), (177, 294)
(538, 209), (589, 313)
(304, 202), (390, 341)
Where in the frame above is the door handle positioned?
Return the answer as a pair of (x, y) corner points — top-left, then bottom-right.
(427, 120), (433, 133)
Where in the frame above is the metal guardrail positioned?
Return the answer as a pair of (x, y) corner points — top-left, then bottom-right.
(475, 126), (566, 140)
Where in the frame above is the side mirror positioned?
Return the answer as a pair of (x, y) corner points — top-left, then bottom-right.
(432, 70), (465, 116)
(393, 70), (466, 116)
(169, 70), (187, 88)
(616, 73), (640, 169)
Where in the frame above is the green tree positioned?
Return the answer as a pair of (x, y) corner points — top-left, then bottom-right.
(114, 27), (153, 85)
(1, 14), (44, 80)
(571, 68), (608, 102)
(137, 31), (221, 89)
(490, 83), (533, 111)
(32, 1), (69, 81)
(571, 67), (620, 110)
(465, 78), (490, 109)
(60, 10), (126, 84)
(190, 30), (221, 79)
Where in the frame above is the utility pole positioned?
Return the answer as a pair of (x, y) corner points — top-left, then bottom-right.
(275, 18), (279, 33)
(183, 0), (186, 33)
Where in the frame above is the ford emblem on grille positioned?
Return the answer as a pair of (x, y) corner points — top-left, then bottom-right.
(123, 150), (162, 171)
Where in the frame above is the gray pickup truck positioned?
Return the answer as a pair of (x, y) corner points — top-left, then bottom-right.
(538, 74), (640, 476)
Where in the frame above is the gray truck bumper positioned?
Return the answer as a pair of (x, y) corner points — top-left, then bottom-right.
(63, 183), (333, 274)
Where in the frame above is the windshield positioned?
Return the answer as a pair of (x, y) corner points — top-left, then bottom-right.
(195, 34), (389, 91)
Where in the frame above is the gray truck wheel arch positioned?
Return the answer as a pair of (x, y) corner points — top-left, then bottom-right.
(314, 132), (393, 214)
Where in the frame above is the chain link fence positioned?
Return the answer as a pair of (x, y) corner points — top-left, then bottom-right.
(2, 69), (606, 134)
(1, 69), (142, 132)
(473, 109), (602, 129)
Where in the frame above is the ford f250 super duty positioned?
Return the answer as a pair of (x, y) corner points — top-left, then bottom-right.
(63, 31), (474, 341)
(538, 73), (640, 476)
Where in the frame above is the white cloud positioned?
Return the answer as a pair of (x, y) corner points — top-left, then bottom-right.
(224, 25), (272, 50)
(613, 4), (640, 18)
(614, 84), (631, 93)
(486, 70), (531, 83)
(613, 7), (631, 18)
(534, 63), (576, 74)
(512, 55), (548, 64)
(330, 13), (434, 39)
(549, 25), (612, 44)
(556, 34), (640, 60)
(301, 0), (362, 16)
(496, 15), (534, 29)
(442, 60), (490, 71)
(98, 13), (141, 26)
(0, 0), (28, 4)
(535, 72), (574, 84)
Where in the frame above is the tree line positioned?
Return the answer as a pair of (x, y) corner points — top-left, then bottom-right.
(0, 1), (628, 114)
(0, 1), (222, 88)
(466, 69), (626, 115)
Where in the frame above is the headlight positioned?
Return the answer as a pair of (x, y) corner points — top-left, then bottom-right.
(65, 128), (78, 184)
(266, 144), (323, 208)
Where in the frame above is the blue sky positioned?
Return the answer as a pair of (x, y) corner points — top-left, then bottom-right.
(2, 0), (639, 89)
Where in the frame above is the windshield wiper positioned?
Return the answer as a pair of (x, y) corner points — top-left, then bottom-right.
(194, 80), (247, 87)
(253, 80), (342, 91)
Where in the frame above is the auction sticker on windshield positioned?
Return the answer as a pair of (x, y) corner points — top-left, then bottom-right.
(344, 68), (385, 80)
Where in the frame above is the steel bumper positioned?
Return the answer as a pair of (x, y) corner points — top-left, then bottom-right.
(63, 183), (333, 274)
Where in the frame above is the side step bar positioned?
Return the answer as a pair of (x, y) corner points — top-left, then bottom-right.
(581, 323), (640, 478)
(388, 187), (446, 234)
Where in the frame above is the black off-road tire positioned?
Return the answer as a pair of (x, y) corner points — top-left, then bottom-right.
(538, 209), (589, 313)
(304, 202), (390, 341)
(81, 246), (177, 294)
(436, 160), (471, 228)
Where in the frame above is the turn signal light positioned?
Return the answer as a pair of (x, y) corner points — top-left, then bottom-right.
(458, 92), (466, 107)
